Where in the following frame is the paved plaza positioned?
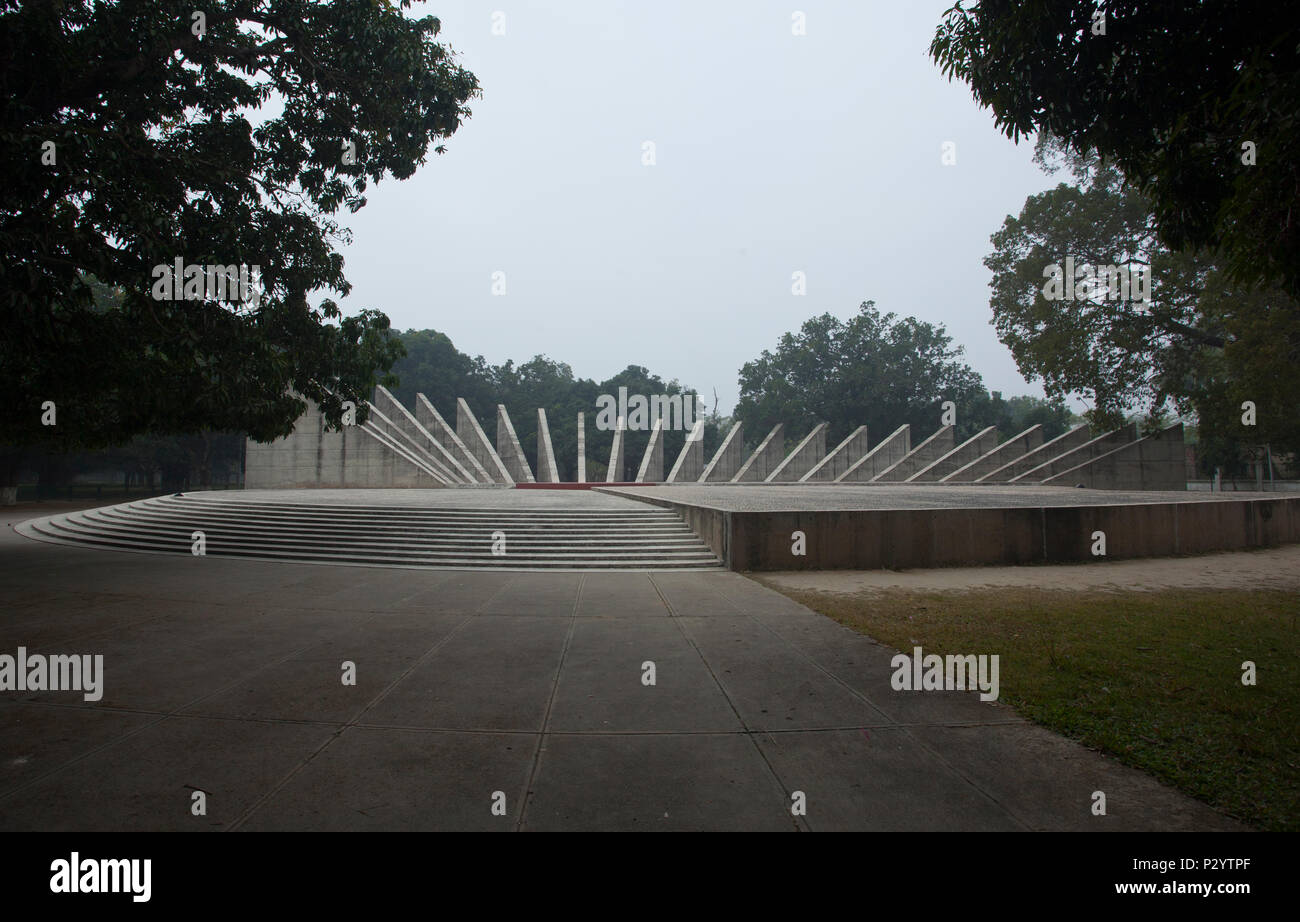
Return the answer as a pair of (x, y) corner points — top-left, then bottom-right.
(0, 510), (1242, 831)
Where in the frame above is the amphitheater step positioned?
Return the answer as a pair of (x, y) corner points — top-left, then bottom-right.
(20, 494), (723, 571)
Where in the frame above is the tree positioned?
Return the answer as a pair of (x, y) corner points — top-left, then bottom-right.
(735, 302), (994, 446)
(986, 134), (1300, 457)
(931, 0), (1300, 301)
(1, 1), (479, 454)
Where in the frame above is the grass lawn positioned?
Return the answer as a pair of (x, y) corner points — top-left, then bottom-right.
(753, 582), (1299, 831)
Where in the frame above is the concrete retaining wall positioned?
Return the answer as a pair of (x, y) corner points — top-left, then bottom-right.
(601, 489), (1300, 572)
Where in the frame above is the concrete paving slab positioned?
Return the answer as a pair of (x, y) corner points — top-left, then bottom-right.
(906, 724), (1246, 831)
(181, 618), (465, 723)
(548, 618), (742, 732)
(0, 701), (158, 797)
(477, 573), (581, 617)
(754, 728), (1020, 831)
(521, 733), (795, 831)
(360, 617), (567, 731)
(385, 570), (514, 613)
(677, 617), (890, 730)
(0, 714), (334, 831)
(576, 572), (670, 618)
(241, 727), (535, 832)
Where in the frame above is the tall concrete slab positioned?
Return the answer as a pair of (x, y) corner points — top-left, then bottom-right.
(732, 424), (785, 482)
(978, 425), (1092, 483)
(907, 426), (998, 482)
(836, 425), (911, 482)
(362, 402), (457, 484)
(416, 394), (492, 483)
(766, 423), (827, 482)
(942, 425), (1044, 482)
(1042, 424), (1186, 490)
(496, 404), (536, 483)
(667, 419), (705, 483)
(373, 386), (473, 483)
(1009, 424), (1137, 483)
(873, 426), (955, 482)
(635, 418), (665, 483)
(456, 398), (513, 484)
(535, 408), (560, 483)
(245, 398), (445, 489)
(700, 422), (743, 482)
(576, 412), (587, 483)
(606, 417), (625, 482)
(801, 426), (868, 482)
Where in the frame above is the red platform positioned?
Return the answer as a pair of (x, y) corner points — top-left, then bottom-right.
(514, 482), (656, 490)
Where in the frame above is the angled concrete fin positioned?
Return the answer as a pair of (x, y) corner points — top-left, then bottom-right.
(978, 425), (1090, 483)
(802, 425), (868, 482)
(942, 424), (1044, 482)
(374, 386), (473, 483)
(456, 398), (514, 484)
(836, 425), (910, 482)
(536, 408), (561, 483)
(700, 422), (743, 482)
(496, 404), (536, 483)
(767, 423), (827, 482)
(667, 419), (705, 483)
(635, 418), (666, 483)
(907, 426), (998, 482)
(1009, 424), (1136, 483)
(732, 424), (784, 482)
(577, 412), (587, 483)
(417, 394), (492, 483)
(606, 417), (626, 482)
(1040, 424), (1185, 490)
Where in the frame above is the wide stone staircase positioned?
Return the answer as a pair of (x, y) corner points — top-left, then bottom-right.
(20, 494), (722, 570)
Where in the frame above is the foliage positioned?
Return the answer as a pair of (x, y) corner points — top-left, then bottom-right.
(931, 0), (1300, 301)
(734, 302), (1054, 447)
(0, 1), (478, 452)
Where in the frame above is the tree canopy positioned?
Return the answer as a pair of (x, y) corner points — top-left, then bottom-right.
(987, 134), (1300, 463)
(734, 302), (1071, 448)
(1, 0), (479, 452)
(931, 0), (1300, 301)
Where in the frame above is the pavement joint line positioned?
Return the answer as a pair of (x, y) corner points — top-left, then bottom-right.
(0, 698), (1027, 734)
(5, 609), (178, 651)
(515, 574), (584, 832)
(648, 572), (810, 832)
(729, 573), (1036, 831)
(222, 572), (522, 832)
(225, 610), (479, 832)
(0, 608), (394, 806)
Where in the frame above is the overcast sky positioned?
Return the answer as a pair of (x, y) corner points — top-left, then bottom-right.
(336, 0), (1062, 415)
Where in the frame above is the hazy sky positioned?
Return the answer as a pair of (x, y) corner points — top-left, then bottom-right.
(337, 0), (1062, 415)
